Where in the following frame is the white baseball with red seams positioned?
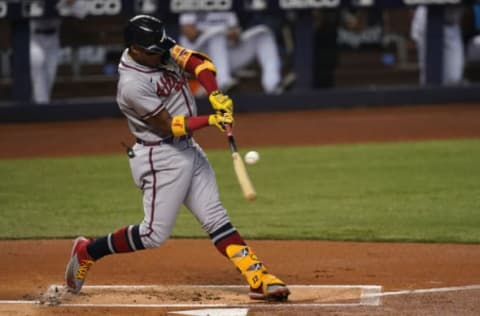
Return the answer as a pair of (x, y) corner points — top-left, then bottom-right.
(244, 151), (259, 165)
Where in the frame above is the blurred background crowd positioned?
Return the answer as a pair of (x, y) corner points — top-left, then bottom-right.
(1, 1), (480, 104)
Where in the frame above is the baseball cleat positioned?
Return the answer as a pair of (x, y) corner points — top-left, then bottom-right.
(248, 274), (290, 302)
(65, 236), (94, 294)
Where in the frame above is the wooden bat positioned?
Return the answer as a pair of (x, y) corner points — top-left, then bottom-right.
(225, 124), (256, 201)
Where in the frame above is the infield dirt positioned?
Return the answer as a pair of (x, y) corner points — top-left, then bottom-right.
(1, 104), (480, 315)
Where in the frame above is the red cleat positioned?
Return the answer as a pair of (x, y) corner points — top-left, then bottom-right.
(64, 237), (94, 294)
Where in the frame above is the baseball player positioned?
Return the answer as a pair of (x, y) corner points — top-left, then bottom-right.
(30, 0), (87, 104)
(410, 5), (465, 85)
(64, 15), (290, 302)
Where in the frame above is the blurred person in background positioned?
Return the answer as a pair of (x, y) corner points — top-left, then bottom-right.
(410, 5), (465, 85)
(30, 0), (86, 104)
(178, 11), (291, 95)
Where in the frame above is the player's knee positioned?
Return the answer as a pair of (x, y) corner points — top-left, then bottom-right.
(30, 46), (47, 68)
(245, 25), (274, 41)
(206, 32), (228, 50)
(254, 25), (272, 35)
(139, 224), (170, 248)
(200, 207), (231, 235)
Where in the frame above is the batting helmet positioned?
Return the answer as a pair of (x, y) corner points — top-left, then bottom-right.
(124, 15), (175, 54)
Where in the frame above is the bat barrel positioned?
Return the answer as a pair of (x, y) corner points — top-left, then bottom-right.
(232, 152), (256, 201)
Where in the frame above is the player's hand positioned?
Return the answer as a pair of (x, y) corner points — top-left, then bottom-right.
(208, 112), (234, 132)
(208, 90), (233, 114)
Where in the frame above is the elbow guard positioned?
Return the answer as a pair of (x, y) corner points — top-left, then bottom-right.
(171, 44), (215, 73)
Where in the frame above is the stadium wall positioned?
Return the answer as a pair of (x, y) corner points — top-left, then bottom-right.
(1, 84), (480, 123)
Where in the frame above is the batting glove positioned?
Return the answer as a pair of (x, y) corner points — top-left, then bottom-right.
(209, 90), (233, 114)
(208, 112), (234, 132)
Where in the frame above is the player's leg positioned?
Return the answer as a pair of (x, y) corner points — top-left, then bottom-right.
(248, 25), (282, 93)
(243, 25), (282, 93)
(443, 25), (464, 85)
(228, 25), (281, 93)
(30, 36), (50, 103)
(45, 34), (60, 100)
(228, 35), (257, 79)
(184, 144), (290, 301)
(416, 38), (426, 85)
(410, 6), (426, 85)
(65, 144), (194, 293)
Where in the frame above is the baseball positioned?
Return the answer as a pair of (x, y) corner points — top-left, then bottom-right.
(244, 151), (260, 165)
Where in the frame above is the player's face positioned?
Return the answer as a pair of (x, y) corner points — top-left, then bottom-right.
(131, 46), (165, 67)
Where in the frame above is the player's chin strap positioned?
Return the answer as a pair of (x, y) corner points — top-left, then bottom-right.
(226, 244), (288, 291)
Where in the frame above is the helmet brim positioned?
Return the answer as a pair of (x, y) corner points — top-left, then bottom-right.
(144, 36), (176, 54)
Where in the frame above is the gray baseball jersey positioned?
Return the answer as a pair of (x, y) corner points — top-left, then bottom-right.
(116, 49), (231, 248)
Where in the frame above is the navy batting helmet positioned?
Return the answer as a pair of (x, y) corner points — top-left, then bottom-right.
(124, 15), (175, 53)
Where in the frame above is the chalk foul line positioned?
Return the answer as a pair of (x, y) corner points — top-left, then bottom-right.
(1, 284), (480, 309)
(363, 284), (480, 298)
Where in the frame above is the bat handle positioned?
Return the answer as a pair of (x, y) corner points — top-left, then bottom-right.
(225, 123), (233, 136)
(225, 124), (238, 153)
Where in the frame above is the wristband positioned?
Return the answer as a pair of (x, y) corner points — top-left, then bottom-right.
(171, 116), (187, 136)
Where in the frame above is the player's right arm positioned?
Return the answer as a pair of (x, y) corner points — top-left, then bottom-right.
(170, 45), (233, 115)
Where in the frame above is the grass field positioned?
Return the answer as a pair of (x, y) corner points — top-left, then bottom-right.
(1, 139), (479, 242)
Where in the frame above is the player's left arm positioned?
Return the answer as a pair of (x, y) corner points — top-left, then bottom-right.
(170, 45), (233, 114)
(146, 108), (234, 137)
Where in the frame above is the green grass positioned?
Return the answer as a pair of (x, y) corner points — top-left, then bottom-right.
(1, 139), (479, 243)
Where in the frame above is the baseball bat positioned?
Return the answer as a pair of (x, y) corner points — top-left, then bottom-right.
(225, 124), (256, 201)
